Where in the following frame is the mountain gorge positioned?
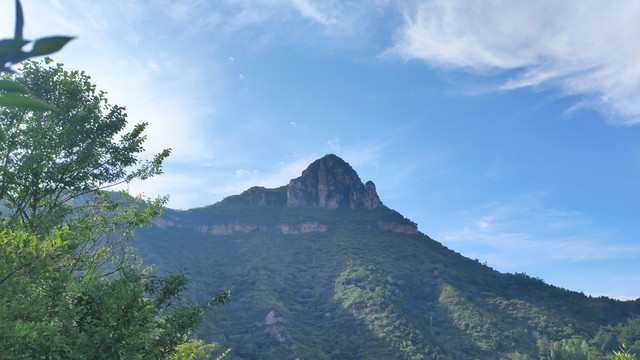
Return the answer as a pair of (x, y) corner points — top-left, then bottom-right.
(133, 154), (640, 360)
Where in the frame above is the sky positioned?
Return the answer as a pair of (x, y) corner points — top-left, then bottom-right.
(3, 0), (639, 299)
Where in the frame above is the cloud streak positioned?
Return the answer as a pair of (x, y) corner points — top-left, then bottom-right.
(390, 0), (640, 125)
(289, 0), (336, 25)
(438, 194), (640, 268)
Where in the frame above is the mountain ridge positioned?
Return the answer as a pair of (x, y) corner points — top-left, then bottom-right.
(134, 154), (640, 360)
(151, 154), (417, 235)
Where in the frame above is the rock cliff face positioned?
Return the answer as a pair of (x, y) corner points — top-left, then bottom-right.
(376, 221), (418, 234)
(287, 154), (382, 209)
(151, 218), (327, 235)
(364, 181), (382, 209)
(151, 154), (417, 235)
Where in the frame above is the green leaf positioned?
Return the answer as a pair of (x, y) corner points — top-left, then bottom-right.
(28, 37), (75, 58)
(0, 39), (28, 60)
(0, 92), (57, 111)
(0, 79), (29, 93)
(15, 0), (24, 41)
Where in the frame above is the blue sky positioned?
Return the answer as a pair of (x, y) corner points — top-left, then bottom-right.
(4, 0), (639, 299)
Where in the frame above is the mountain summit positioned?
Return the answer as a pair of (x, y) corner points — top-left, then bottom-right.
(150, 154), (416, 235)
(136, 155), (640, 360)
(287, 154), (382, 209)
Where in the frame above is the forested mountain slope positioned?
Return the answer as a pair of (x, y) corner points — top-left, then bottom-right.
(134, 154), (640, 360)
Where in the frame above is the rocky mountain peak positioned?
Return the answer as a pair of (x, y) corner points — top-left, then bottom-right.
(286, 154), (382, 209)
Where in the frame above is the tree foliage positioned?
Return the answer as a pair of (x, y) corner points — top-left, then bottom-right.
(612, 345), (637, 360)
(0, 59), (229, 359)
(0, 58), (170, 235)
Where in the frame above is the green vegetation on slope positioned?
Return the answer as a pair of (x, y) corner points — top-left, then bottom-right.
(134, 200), (640, 360)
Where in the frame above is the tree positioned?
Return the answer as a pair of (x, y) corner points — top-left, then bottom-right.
(0, 58), (170, 234)
(612, 345), (637, 360)
(0, 227), (231, 359)
(0, 59), (229, 359)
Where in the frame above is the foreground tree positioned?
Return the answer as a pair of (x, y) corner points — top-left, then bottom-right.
(0, 59), (229, 359)
(1, 58), (171, 235)
(612, 345), (637, 360)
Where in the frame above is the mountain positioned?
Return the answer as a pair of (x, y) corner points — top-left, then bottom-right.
(133, 154), (640, 360)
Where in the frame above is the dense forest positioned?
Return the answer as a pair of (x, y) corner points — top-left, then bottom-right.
(133, 156), (640, 360)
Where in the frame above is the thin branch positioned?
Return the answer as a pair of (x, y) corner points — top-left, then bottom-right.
(0, 262), (27, 285)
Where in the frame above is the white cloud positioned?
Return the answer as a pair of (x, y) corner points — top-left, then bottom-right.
(207, 0), (392, 49)
(235, 168), (258, 177)
(438, 194), (640, 267)
(141, 138), (391, 210)
(327, 138), (341, 151)
(204, 154), (320, 201)
(590, 294), (640, 302)
(477, 216), (492, 229)
(147, 61), (160, 72)
(390, 0), (640, 125)
(50, 0), (65, 10)
(338, 142), (387, 169)
(4, 0), (225, 166)
(203, 140), (390, 205)
(170, 3), (192, 21)
(289, 0), (336, 25)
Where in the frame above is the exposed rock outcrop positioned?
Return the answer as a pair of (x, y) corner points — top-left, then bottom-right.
(279, 222), (328, 234)
(151, 218), (259, 234)
(287, 154), (382, 209)
(364, 181), (382, 209)
(377, 221), (418, 234)
(259, 311), (286, 343)
(150, 218), (327, 235)
(151, 154), (420, 235)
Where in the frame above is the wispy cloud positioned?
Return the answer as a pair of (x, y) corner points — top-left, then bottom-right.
(438, 194), (640, 268)
(202, 154), (320, 202)
(390, 0), (640, 125)
(124, 153), (330, 210)
(289, 0), (336, 25)
(201, 137), (391, 206)
(128, 136), (392, 210)
(327, 138), (341, 152)
(49, 0), (65, 10)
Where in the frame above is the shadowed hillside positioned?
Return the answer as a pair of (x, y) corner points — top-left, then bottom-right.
(134, 154), (640, 360)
